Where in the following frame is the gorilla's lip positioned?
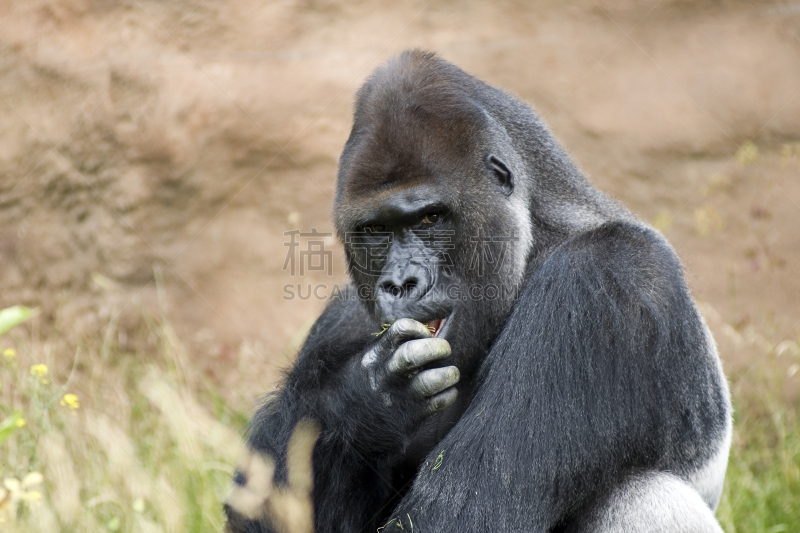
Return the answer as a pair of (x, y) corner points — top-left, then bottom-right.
(426, 316), (448, 338)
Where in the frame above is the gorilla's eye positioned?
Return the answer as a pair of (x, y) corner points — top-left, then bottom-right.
(365, 224), (387, 233)
(420, 213), (441, 226)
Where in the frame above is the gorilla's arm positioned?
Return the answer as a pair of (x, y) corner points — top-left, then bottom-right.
(226, 288), (459, 533)
(385, 221), (730, 532)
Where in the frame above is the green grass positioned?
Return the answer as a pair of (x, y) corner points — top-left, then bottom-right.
(717, 354), (800, 533)
(1, 306), (798, 532)
(0, 309), (247, 532)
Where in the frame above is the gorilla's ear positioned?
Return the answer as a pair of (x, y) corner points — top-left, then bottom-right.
(486, 154), (513, 195)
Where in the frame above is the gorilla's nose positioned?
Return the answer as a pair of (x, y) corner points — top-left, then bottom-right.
(376, 263), (432, 319)
(379, 276), (418, 299)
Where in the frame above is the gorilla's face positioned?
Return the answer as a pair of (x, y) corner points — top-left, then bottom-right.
(343, 184), (461, 336)
(335, 141), (529, 374)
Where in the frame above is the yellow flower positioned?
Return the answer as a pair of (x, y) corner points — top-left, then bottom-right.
(29, 364), (49, 384)
(60, 393), (80, 409)
(2, 348), (14, 359)
(29, 364), (47, 377)
(15, 418), (25, 428)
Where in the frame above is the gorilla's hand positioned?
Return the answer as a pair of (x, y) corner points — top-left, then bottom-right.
(361, 318), (460, 415)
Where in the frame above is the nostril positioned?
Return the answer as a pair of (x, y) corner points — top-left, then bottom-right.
(402, 278), (418, 294)
(380, 278), (418, 299)
(380, 281), (403, 298)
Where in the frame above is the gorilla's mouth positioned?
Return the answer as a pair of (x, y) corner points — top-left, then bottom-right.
(426, 317), (447, 338)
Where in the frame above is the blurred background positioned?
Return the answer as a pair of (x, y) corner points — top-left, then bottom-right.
(1, 0), (798, 531)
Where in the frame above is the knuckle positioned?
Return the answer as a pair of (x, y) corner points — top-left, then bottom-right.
(420, 372), (441, 394)
(392, 339), (445, 372)
(409, 339), (436, 360)
(415, 338), (450, 356)
(391, 318), (419, 332)
(410, 372), (434, 397)
(388, 349), (412, 374)
(386, 337), (454, 377)
(389, 318), (430, 339)
(410, 380), (429, 398)
(427, 388), (458, 413)
(430, 397), (447, 411)
(413, 367), (457, 397)
(361, 347), (380, 368)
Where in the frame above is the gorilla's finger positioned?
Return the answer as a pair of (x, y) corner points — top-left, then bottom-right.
(409, 366), (460, 398)
(388, 338), (452, 375)
(423, 387), (459, 414)
(384, 318), (432, 349)
(363, 318), (432, 368)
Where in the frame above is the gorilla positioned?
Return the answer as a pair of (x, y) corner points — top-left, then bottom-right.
(226, 50), (732, 533)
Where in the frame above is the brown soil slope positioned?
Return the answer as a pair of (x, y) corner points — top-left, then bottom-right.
(1, 0), (799, 406)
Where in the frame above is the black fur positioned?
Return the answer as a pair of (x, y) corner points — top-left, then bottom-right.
(226, 50), (730, 533)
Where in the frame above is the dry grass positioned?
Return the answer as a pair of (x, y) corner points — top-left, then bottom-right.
(0, 307), (246, 532)
(225, 420), (318, 533)
(1, 305), (799, 532)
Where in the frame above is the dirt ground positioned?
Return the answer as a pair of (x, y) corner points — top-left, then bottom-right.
(1, 0), (799, 409)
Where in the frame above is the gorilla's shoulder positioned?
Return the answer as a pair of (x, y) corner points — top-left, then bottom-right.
(565, 220), (678, 269)
(539, 220), (687, 305)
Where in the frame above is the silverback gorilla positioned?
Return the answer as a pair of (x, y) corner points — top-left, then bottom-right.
(226, 50), (732, 533)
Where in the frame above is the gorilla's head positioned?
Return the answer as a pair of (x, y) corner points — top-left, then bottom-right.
(333, 50), (621, 374)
